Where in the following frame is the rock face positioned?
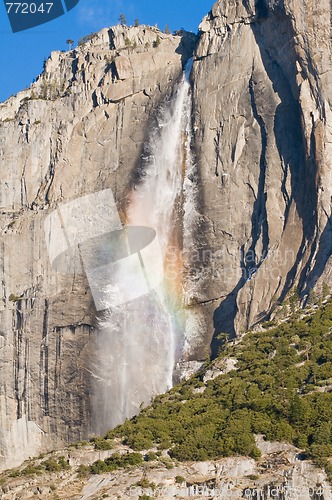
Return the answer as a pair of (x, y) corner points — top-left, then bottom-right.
(0, 0), (331, 472)
(0, 25), (197, 469)
(191, 0), (332, 354)
(0, 439), (331, 499)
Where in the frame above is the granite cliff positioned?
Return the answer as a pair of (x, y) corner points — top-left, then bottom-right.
(191, 0), (332, 355)
(0, 25), (197, 469)
(0, 0), (331, 474)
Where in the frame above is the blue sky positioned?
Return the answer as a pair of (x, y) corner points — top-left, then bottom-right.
(0, 0), (213, 102)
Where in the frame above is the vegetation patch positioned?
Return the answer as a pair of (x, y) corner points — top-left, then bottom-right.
(78, 452), (143, 476)
(9, 293), (21, 302)
(102, 298), (332, 477)
(90, 436), (113, 451)
(8, 456), (70, 478)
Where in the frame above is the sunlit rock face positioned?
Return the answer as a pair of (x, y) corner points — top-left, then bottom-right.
(0, 25), (197, 469)
(1, 0), (332, 471)
(191, 0), (332, 353)
(1, 439), (332, 499)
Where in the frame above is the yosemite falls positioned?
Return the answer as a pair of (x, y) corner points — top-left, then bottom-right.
(91, 62), (195, 433)
(1, 0), (331, 470)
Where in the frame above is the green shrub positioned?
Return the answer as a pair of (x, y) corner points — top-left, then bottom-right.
(249, 447), (262, 459)
(41, 457), (70, 472)
(21, 465), (43, 476)
(8, 469), (20, 478)
(124, 432), (153, 451)
(134, 477), (156, 489)
(77, 464), (90, 477)
(246, 475), (260, 481)
(91, 437), (113, 450)
(75, 441), (89, 448)
(42, 459), (61, 472)
(145, 452), (157, 461)
(102, 299), (332, 465)
(153, 36), (161, 48)
(9, 293), (21, 302)
(90, 460), (109, 474)
(88, 452), (143, 475)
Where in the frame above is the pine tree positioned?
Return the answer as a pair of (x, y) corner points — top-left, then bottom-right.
(153, 35), (161, 48)
(119, 13), (127, 26)
(66, 39), (74, 50)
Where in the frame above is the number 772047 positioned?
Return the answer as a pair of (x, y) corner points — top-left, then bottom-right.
(5, 3), (54, 14)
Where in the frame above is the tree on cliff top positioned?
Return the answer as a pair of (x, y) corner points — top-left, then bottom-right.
(66, 39), (74, 50)
(119, 13), (127, 26)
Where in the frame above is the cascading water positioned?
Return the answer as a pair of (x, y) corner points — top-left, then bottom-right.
(91, 61), (194, 434)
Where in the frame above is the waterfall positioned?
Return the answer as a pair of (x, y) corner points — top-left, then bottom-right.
(91, 62), (193, 433)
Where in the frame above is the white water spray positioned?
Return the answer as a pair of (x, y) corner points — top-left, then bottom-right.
(127, 60), (193, 250)
(91, 63), (193, 433)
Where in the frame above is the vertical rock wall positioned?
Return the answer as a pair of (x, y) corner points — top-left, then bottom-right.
(191, 0), (332, 354)
(0, 25), (196, 469)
